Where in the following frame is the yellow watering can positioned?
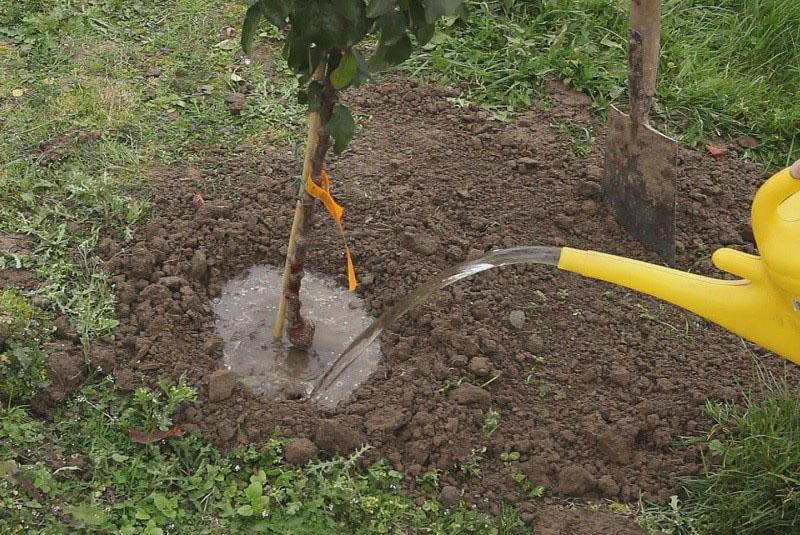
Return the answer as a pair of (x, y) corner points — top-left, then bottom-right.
(558, 165), (800, 365)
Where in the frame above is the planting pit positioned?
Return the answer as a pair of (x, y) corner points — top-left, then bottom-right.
(90, 78), (799, 528)
(213, 265), (380, 406)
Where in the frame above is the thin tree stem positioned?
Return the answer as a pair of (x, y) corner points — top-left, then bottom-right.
(277, 52), (339, 349)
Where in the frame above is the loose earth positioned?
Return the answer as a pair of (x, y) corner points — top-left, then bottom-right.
(31, 78), (799, 529)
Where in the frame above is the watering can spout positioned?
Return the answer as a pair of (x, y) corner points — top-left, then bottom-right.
(556, 163), (800, 365)
(557, 247), (800, 364)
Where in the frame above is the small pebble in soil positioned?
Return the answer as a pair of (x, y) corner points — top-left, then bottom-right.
(508, 310), (526, 329)
(526, 333), (545, 354)
(191, 250), (208, 281)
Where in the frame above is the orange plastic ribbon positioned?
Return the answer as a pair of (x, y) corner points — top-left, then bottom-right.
(306, 170), (357, 291)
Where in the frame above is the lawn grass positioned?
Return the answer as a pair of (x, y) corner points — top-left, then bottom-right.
(637, 365), (800, 534)
(407, 0), (800, 167)
(0, 0), (303, 392)
(2, 377), (527, 533)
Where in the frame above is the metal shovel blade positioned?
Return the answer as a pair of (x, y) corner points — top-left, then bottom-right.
(603, 105), (677, 264)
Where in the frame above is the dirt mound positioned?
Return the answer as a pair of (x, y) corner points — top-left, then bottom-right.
(100, 78), (795, 523)
(534, 505), (647, 534)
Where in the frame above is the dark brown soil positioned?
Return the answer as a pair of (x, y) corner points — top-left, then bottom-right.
(0, 233), (38, 291)
(96, 78), (797, 528)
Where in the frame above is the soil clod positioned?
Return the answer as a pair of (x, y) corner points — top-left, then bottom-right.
(314, 418), (365, 455)
(88, 344), (117, 374)
(223, 92), (246, 115)
(208, 369), (236, 402)
(284, 438), (319, 466)
(438, 485), (461, 507)
(47, 351), (85, 389)
(555, 464), (595, 496)
(53, 316), (78, 341)
(468, 357), (493, 378)
(404, 231), (440, 256)
(365, 408), (410, 433)
(448, 384), (491, 408)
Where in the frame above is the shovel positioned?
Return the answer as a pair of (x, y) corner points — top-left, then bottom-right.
(603, 0), (677, 264)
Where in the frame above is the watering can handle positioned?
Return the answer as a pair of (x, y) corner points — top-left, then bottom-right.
(751, 166), (800, 238)
(711, 248), (762, 282)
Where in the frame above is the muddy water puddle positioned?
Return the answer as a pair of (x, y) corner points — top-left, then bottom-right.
(213, 265), (381, 407)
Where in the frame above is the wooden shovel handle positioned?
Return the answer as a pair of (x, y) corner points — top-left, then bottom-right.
(631, 0), (660, 97)
(629, 0), (660, 124)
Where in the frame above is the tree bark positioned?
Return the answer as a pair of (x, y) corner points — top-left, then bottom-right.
(284, 58), (338, 349)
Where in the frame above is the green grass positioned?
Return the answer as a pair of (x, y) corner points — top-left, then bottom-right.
(1, 378), (529, 534)
(0, 0), (304, 401)
(637, 366), (800, 534)
(0, 288), (50, 400)
(407, 0), (800, 167)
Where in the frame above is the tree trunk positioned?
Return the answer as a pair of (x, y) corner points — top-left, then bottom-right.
(283, 59), (338, 349)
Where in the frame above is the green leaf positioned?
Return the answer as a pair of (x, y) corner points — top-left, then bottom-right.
(369, 31), (412, 71)
(244, 481), (263, 500)
(424, 0), (464, 23)
(326, 104), (356, 154)
(0, 461), (18, 478)
(135, 507), (151, 521)
(251, 469), (267, 485)
(216, 39), (238, 50)
(708, 439), (726, 456)
(331, 50), (358, 89)
(352, 49), (371, 85)
(237, 504), (254, 516)
(384, 33), (413, 66)
(283, 32), (308, 73)
(366, 0), (395, 18)
(303, 80), (323, 110)
(142, 521), (164, 535)
(152, 493), (177, 519)
(377, 11), (407, 46)
(241, 3), (262, 54)
(414, 20), (435, 46)
(66, 504), (107, 527)
(336, 0), (370, 44)
(290, 0), (348, 50)
(260, 0), (292, 27)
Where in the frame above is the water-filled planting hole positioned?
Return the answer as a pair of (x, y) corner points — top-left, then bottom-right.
(213, 265), (382, 407)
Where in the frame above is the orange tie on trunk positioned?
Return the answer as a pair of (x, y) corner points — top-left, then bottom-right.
(305, 170), (358, 291)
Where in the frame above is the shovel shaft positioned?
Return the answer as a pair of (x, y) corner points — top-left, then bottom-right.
(629, 0), (661, 125)
(631, 0), (661, 97)
(602, 0), (676, 266)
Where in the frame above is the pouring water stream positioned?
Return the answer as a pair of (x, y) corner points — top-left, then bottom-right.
(311, 246), (561, 401)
